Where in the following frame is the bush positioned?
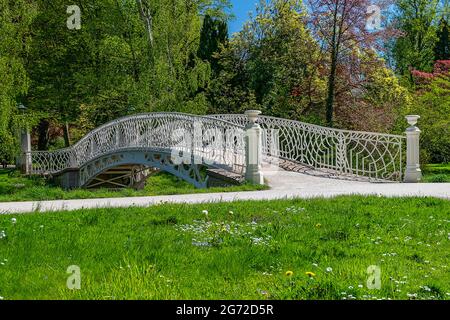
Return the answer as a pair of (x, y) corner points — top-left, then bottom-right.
(412, 75), (450, 164)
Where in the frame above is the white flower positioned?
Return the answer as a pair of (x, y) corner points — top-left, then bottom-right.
(202, 210), (208, 215)
(348, 286), (354, 290)
(11, 218), (16, 224)
(312, 263), (318, 267)
(326, 267), (333, 272)
(0, 296), (3, 300)
(0, 230), (6, 239)
(358, 284), (364, 288)
(229, 211), (234, 215)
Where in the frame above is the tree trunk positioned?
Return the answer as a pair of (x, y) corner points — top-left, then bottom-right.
(63, 121), (71, 147)
(37, 119), (50, 150)
(326, 4), (339, 128)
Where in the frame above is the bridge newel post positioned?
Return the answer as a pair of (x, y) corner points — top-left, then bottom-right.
(244, 110), (264, 185)
(404, 115), (422, 183)
(20, 127), (32, 175)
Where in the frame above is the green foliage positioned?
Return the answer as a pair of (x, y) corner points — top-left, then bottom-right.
(208, 0), (325, 121)
(0, 0), (37, 160)
(198, 15), (228, 75)
(422, 163), (450, 182)
(411, 75), (450, 163)
(0, 196), (449, 299)
(392, 0), (440, 76)
(435, 18), (450, 60)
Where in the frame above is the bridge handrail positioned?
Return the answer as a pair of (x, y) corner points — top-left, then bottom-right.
(209, 114), (406, 140)
(210, 114), (405, 181)
(30, 112), (246, 175)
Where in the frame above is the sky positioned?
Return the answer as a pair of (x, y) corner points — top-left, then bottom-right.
(228, 1), (257, 35)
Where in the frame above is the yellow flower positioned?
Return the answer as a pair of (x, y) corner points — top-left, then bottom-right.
(315, 223), (322, 228)
(285, 271), (294, 277)
(305, 271), (316, 277)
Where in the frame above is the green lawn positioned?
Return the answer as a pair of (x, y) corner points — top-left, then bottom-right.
(422, 164), (450, 183)
(0, 196), (449, 300)
(0, 169), (268, 203)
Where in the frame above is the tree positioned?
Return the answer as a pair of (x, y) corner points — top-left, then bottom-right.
(307, 0), (396, 127)
(22, 0), (225, 149)
(198, 14), (228, 75)
(208, 0), (325, 120)
(0, 0), (37, 161)
(410, 60), (450, 163)
(392, 0), (440, 76)
(435, 18), (450, 60)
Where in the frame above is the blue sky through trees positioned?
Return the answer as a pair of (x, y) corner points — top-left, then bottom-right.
(229, 0), (257, 35)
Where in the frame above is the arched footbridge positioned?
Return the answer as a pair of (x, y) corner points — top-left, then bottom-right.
(22, 112), (421, 189)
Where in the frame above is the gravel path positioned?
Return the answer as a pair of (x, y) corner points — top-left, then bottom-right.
(1, 169), (448, 214)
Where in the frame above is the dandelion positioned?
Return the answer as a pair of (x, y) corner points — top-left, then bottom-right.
(315, 223), (322, 228)
(229, 211), (234, 215)
(326, 267), (333, 273)
(305, 271), (316, 277)
(11, 218), (16, 224)
(258, 289), (269, 296)
(285, 271), (294, 277)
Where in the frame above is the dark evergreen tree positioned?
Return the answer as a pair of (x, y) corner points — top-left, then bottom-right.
(435, 18), (450, 60)
(198, 15), (228, 75)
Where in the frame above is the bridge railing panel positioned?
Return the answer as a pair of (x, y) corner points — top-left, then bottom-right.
(30, 113), (247, 177)
(210, 114), (405, 182)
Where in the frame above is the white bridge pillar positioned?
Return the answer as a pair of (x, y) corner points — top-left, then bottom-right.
(404, 115), (422, 183)
(244, 110), (264, 185)
(20, 128), (32, 175)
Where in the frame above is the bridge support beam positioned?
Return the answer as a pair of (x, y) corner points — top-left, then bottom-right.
(244, 110), (264, 185)
(404, 115), (422, 183)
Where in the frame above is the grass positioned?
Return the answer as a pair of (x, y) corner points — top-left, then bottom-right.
(0, 196), (449, 300)
(0, 169), (268, 203)
(422, 164), (450, 183)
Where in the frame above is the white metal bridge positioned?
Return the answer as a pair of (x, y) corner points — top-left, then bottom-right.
(27, 112), (407, 189)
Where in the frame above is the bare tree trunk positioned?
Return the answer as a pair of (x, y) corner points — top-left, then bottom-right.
(136, 0), (154, 49)
(326, 2), (339, 128)
(37, 119), (50, 151)
(63, 121), (71, 147)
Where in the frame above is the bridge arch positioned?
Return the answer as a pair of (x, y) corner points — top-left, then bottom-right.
(78, 149), (210, 189)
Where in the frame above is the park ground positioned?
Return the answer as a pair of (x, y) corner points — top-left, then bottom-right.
(0, 164), (448, 202)
(0, 169), (267, 202)
(0, 196), (449, 300)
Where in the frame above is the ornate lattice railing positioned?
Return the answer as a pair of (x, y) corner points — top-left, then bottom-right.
(30, 113), (246, 176)
(30, 112), (406, 182)
(210, 114), (405, 182)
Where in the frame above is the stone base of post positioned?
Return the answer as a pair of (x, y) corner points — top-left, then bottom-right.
(404, 165), (422, 183)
